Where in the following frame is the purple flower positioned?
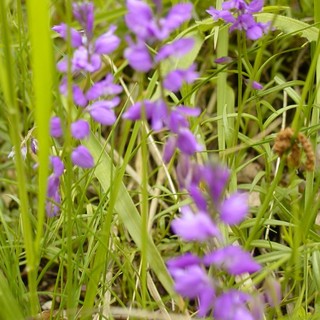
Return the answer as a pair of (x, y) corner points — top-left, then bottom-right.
(163, 136), (176, 163)
(50, 156), (64, 177)
(30, 138), (38, 155)
(171, 206), (220, 241)
(159, 3), (193, 38)
(201, 163), (230, 203)
(203, 245), (261, 275)
(50, 116), (63, 138)
(219, 192), (248, 225)
(168, 264), (215, 316)
(72, 47), (101, 73)
(163, 64), (198, 92)
(73, 2), (94, 38)
(125, 0), (159, 41)
(176, 128), (203, 155)
(71, 145), (94, 168)
(46, 185), (61, 217)
(213, 290), (255, 320)
(207, 0), (269, 40)
(86, 74), (122, 100)
(155, 38), (195, 62)
(124, 40), (153, 72)
(167, 253), (201, 271)
(46, 156), (64, 217)
(167, 106), (201, 133)
(71, 120), (90, 139)
(52, 23), (83, 48)
(214, 56), (233, 64)
(59, 79), (88, 107)
(123, 99), (168, 131)
(88, 101), (117, 125)
(94, 25), (121, 54)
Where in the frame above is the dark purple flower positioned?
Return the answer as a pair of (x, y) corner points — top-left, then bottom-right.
(59, 79), (88, 107)
(46, 186), (61, 217)
(167, 253), (201, 271)
(125, 0), (159, 41)
(123, 99), (168, 131)
(159, 3), (193, 38)
(163, 64), (198, 92)
(223, 0), (247, 10)
(155, 38), (194, 62)
(88, 101), (117, 125)
(30, 138), (38, 155)
(52, 23), (83, 48)
(188, 184), (207, 211)
(171, 206), (220, 241)
(207, 0), (269, 40)
(50, 116), (63, 138)
(176, 128), (203, 155)
(124, 41), (153, 72)
(167, 106), (201, 133)
(214, 56), (233, 64)
(73, 2), (94, 38)
(247, 0), (264, 13)
(72, 47), (101, 73)
(94, 25), (120, 54)
(169, 264), (215, 316)
(50, 156), (64, 177)
(203, 245), (261, 275)
(71, 120), (90, 139)
(201, 163), (230, 203)
(213, 290), (255, 320)
(71, 145), (94, 168)
(207, 8), (236, 24)
(163, 136), (177, 163)
(86, 74), (122, 100)
(219, 192), (248, 225)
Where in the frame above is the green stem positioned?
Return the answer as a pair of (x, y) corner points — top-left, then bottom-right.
(0, 1), (38, 315)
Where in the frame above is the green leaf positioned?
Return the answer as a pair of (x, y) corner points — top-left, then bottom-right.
(85, 134), (175, 297)
(256, 13), (319, 42)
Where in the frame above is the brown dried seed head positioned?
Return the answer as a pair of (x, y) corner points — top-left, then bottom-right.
(274, 128), (315, 171)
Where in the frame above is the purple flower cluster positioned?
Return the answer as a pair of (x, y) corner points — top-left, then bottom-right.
(123, 0), (201, 160)
(207, 0), (270, 40)
(167, 157), (263, 318)
(52, 3), (122, 168)
(47, 3), (123, 216)
(46, 156), (64, 217)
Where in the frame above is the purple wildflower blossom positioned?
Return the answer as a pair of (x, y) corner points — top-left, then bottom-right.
(203, 245), (261, 275)
(124, 40), (153, 72)
(163, 64), (198, 92)
(71, 145), (94, 168)
(59, 79), (88, 107)
(219, 192), (248, 225)
(71, 120), (90, 139)
(52, 23), (83, 48)
(72, 2), (94, 39)
(86, 74), (122, 100)
(213, 290), (255, 320)
(169, 264), (215, 316)
(167, 253), (201, 270)
(46, 156), (64, 217)
(155, 38), (195, 62)
(171, 206), (220, 241)
(88, 101), (117, 125)
(176, 128), (203, 155)
(94, 25), (120, 54)
(50, 116), (63, 138)
(207, 0), (270, 40)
